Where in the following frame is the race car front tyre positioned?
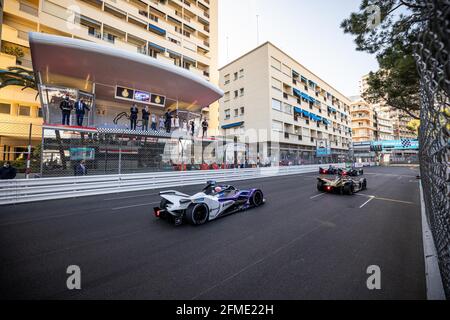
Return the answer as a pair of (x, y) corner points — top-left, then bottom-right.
(185, 203), (209, 225)
(250, 190), (264, 207)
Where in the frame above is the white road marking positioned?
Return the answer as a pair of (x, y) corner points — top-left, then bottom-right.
(104, 193), (159, 201)
(310, 193), (326, 199)
(359, 196), (375, 208)
(374, 197), (414, 205)
(112, 202), (159, 211)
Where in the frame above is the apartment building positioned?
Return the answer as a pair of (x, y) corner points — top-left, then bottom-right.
(359, 74), (416, 141)
(0, 0), (218, 160)
(218, 42), (353, 165)
(390, 109), (418, 140)
(374, 108), (394, 141)
(350, 98), (377, 143)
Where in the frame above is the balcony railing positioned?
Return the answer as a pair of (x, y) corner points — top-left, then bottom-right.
(19, 1), (39, 17)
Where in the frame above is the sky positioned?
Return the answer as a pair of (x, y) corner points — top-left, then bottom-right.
(218, 0), (380, 97)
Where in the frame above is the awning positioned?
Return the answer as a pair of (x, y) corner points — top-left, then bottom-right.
(301, 76), (307, 82)
(222, 121), (244, 129)
(293, 88), (302, 98)
(29, 32), (223, 110)
(294, 106), (302, 114)
(323, 118), (330, 125)
(302, 110), (310, 117)
(149, 23), (166, 35)
(148, 42), (166, 52)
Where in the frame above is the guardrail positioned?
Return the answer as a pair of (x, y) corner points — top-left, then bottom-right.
(0, 164), (346, 205)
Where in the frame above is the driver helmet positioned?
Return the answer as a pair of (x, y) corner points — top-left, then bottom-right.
(214, 186), (223, 193)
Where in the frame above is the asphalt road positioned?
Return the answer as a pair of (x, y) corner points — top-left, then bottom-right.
(0, 166), (425, 300)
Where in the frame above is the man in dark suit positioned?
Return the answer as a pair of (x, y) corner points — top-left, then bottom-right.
(74, 98), (90, 126)
(59, 94), (73, 125)
(74, 160), (88, 176)
(130, 104), (139, 130)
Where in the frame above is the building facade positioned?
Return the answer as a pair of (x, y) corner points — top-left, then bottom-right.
(218, 42), (353, 165)
(0, 0), (218, 161)
(359, 74), (417, 140)
(350, 98), (377, 143)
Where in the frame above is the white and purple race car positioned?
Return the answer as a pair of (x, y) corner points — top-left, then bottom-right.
(154, 181), (265, 226)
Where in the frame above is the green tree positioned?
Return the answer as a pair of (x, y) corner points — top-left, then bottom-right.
(341, 0), (426, 119)
(0, 66), (37, 91)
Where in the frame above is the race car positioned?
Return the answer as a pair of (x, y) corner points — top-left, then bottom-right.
(153, 181), (265, 226)
(317, 175), (367, 195)
(338, 166), (364, 176)
(319, 165), (340, 175)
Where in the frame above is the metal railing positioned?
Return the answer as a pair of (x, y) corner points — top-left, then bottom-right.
(0, 164), (346, 205)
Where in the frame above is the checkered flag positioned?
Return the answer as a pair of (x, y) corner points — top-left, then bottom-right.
(401, 139), (412, 148)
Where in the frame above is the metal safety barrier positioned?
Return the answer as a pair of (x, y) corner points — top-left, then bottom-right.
(0, 164), (346, 205)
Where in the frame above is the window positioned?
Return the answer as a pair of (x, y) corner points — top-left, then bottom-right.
(37, 108), (43, 118)
(224, 74), (230, 85)
(224, 91), (230, 101)
(234, 72), (238, 80)
(270, 56), (281, 70)
(239, 69), (244, 78)
(284, 103), (292, 114)
(234, 109), (239, 117)
(272, 120), (283, 132)
(240, 107), (245, 115)
(271, 77), (282, 91)
(0, 103), (11, 114)
(234, 90), (239, 98)
(18, 106), (31, 116)
(271, 99), (282, 111)
(239, 88), (244, 97)
(225, 109), (230, 120)
(281, 64), (291, 77)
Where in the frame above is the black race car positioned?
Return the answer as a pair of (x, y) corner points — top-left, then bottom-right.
(317, 176), (367, 195)
(338, 166), (364, 176)
(319, 165), (340, 175)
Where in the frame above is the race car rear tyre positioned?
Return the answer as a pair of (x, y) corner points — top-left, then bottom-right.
(317, 180), (326, 192)
(185, 203), (209, 225)
(250, 190), (264, 207)
(362, 179), (367, 190)
(343, 183), (354, 195)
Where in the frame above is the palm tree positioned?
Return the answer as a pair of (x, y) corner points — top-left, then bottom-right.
(0, 66), (37, 91)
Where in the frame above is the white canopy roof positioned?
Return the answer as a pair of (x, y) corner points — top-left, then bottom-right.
(29, 32), (223, 110)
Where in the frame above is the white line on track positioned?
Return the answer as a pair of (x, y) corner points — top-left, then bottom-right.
(111, 202), (159, 211)
(310, 193), (326, 199)
(359, 196), (375, 208)
(104, 193), (160, 201)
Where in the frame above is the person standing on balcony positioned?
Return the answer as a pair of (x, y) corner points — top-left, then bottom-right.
(158, 115), (165, 131)
(190, 120), (195, 137)
(130, 104), (139, 130)
(165, 110), (172, 133)
(151, 113), (157, 131)
(142, 106), (150, 131)
(174, 114), (180, 131)
(202, 119), (209, 138)
(60, 94), (73, 126)
(74, 98), (90, 126)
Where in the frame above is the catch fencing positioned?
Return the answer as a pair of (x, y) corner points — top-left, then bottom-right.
(414, 0), (450, 298)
